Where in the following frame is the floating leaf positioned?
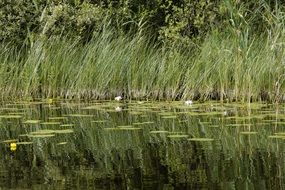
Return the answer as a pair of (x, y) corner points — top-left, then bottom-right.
(268, 135), (285, 139)
(60, 124), (74, 127)
(8, 112), (25, 115)
(30, 130), (55, 135)
(210, 125), (220, 128)
(54, 129), (74, 134)
(272, 122), (285, 125)
(158, 112), (175, 116)
(92, 120), (108, 123)
(27, 134), (55, 138)
(168, 131), (183, 134)
(161, 116), (177, 119)
(104, 128), (120, 130)
(1, 139), (17, 143)
(133, 121), (154, 125)
(200, 121), (212, 124)
(167, 135), (189, 138)
(226, 124), (247, 127)
(129, 111), (143, 115)
(188, 138), (214, 142)
(117, 125), (133, 128)
(17, 142), (33, 145)
(41, 122), (61, 125)
(67, 114), (93, 117)
(57, 142), (67, 145)
(240, 131), (258, 135)
(0, 115), (22, 119)
(23, 120), (41, 124)
(49, 117), (67, 120)
(119, 127), (141, 130)
(275, 132), (285, 136)
(82, 106), (101, 110)
(150, 130), (168, 134)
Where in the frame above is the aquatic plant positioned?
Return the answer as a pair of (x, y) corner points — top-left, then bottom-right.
(2, 1), (285, 103)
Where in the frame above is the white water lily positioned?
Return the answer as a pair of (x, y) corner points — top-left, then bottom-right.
(115, 96), (122, 101)
(115, 106), (122, 112)
(185, 100), (193, 105)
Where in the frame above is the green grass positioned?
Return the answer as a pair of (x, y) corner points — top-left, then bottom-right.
(1, 22), (285, 102)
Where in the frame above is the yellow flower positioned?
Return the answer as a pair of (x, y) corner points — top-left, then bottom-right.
(47, 98), (53, 104)
(10, 143), (17, 151)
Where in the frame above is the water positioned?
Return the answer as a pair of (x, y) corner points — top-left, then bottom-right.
(0, 100), (284, 189)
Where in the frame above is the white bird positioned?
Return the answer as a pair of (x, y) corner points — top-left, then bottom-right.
(115, 96), (122, 101)
(185, 100), (193, 105)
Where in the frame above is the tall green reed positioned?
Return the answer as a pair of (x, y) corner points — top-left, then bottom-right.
(2, 0), (285, 102)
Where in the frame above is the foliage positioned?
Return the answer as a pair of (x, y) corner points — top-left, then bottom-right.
(0, 0), (106, 44)
(0, 0), (42, 44)
(2, 1), (285, 102)
(2, 0), (285, 46)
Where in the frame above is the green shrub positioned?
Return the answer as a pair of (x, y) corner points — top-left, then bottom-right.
(0, 0), (43, 44)
(1, 0), (285, 46)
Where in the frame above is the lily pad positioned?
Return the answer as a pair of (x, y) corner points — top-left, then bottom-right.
(92, 120), (108, 123)
(27, 134), (55, 138)
(268, 135), (285, 139)
(67, 114), (94, 117)
(158, 112), (175, 116)
(23, 120), (41, 124)
(17, 142), (33, 145)
(82, 106), (101, 110)
(54, 129), (74, 134)
(129, 111), (143, 115)
(133, 121), (154, 125)
(168, 131), (184, 134)
(1, 139), (17, 143)
(8, 112), (25, 115)
(167, 134), (189, 138)
(41, 122), (61, 125)
(272, 122), (285, 125)
(60, 124), (74, 127)
(30, 130), (55, 135)
(150, 130), (168, 134)
(119, 127), (142, 130)
(57, 142), (68, 145)
(0, 115), (22, 119)
(117, 125), (133, 128)
(274, 132), (285, 135)
(49, 117), (67, 120)
(209, 125), (220, 128)
(104, 128), (120, 131)
(240, 131), (258, 135)
(161, 116), (177, 119)
(226, 124), (247, 127)
(188, 138), (214, 142)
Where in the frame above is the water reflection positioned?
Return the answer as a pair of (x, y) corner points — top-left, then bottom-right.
(0, 100), (284, 189)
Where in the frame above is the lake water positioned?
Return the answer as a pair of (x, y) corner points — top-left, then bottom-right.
(0, 100), (284, 189)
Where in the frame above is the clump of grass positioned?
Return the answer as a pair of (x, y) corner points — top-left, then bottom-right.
(1, 1), (285, 102)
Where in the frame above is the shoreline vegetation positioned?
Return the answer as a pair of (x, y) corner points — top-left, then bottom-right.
(2, 1), (285, 102)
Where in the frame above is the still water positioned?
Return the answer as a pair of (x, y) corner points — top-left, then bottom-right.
(0, 100), (284, 189)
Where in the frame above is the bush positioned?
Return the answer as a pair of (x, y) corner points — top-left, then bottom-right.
(1, 0), (285, 46)
(0, 0), (43, 44)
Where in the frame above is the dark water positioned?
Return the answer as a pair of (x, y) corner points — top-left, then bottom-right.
(0, 100), (284, 189)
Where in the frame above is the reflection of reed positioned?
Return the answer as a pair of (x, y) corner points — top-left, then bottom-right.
(0, 101), (284, 189)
